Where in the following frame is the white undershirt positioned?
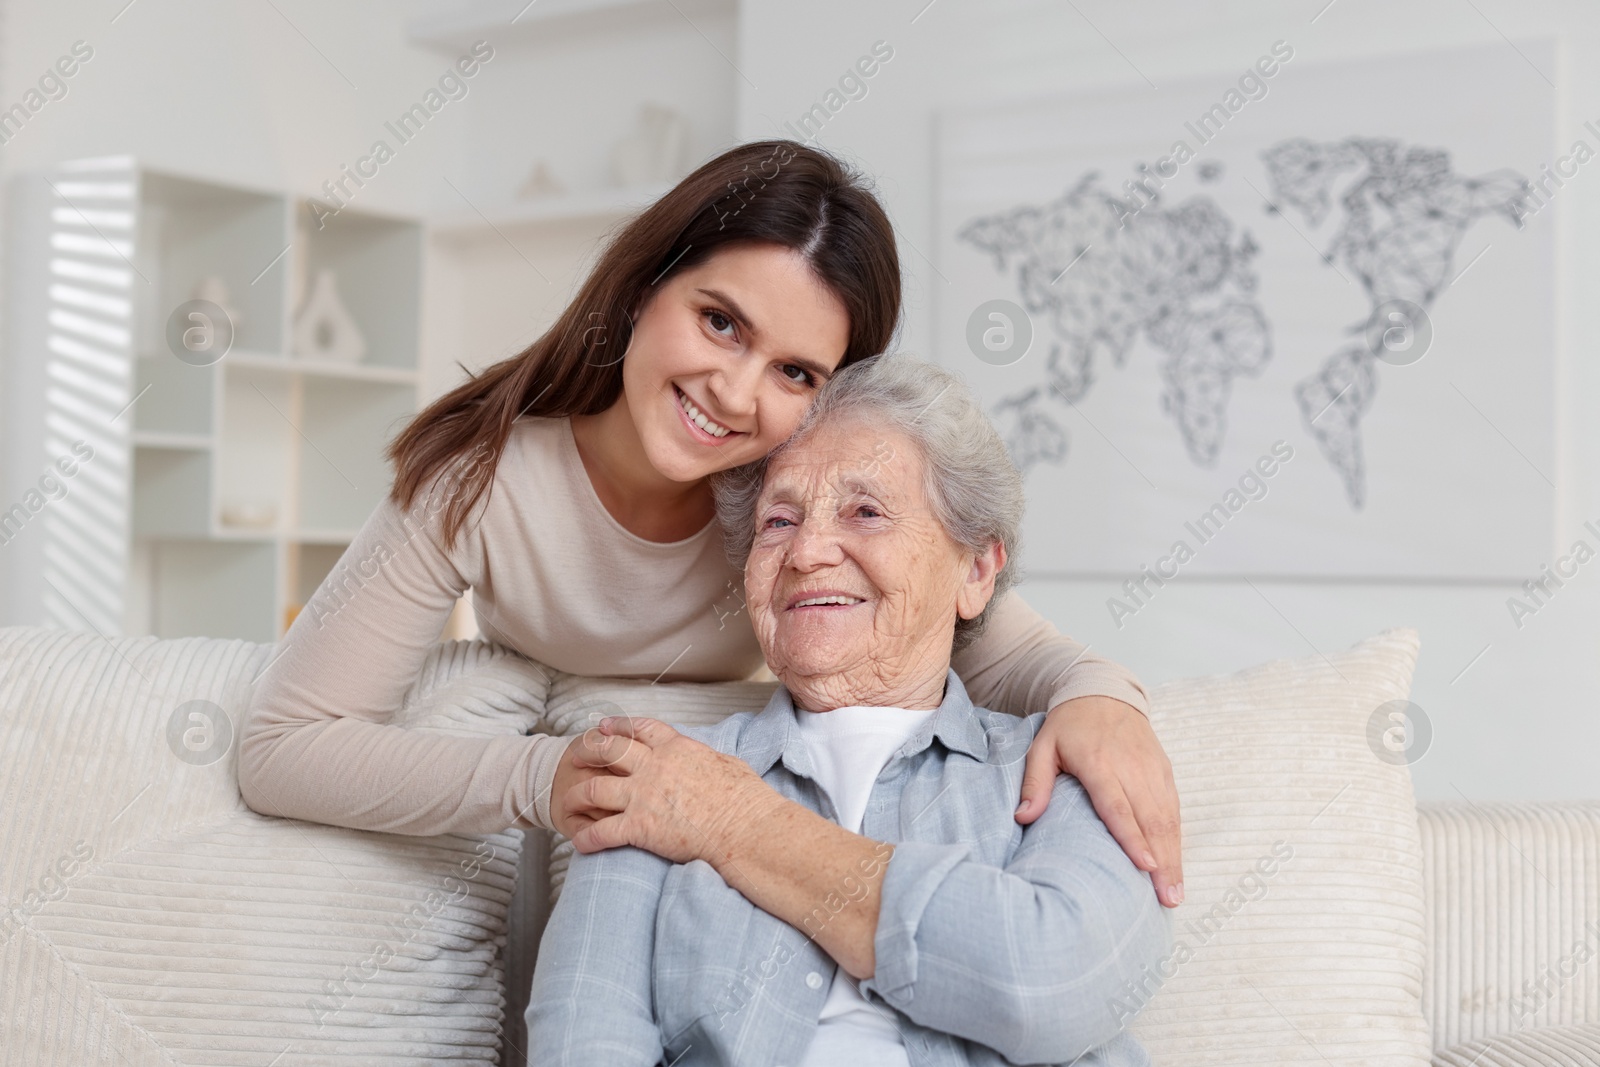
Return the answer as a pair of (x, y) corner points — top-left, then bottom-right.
(793, 704), (937, 1067)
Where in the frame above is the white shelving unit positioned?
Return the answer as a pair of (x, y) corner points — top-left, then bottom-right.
(1, 156), (422, 642)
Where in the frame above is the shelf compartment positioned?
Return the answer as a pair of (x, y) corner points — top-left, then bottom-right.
(216, 370), (294, 537)
(149, 537), (278, 641)
(133, 352), (216, 437)
(138, 171), (289, 357)
(295, 203), (422, 372)
(133, 446), (211, 538)
(295, 376), (415, 534)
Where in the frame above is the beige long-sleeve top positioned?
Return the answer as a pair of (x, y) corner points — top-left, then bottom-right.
(237, 416), (1150, 837)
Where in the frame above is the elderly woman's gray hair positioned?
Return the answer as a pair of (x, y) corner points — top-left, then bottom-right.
(713, 353), (1024, 653)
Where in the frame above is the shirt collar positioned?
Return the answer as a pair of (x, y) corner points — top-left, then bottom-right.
(740, 667), (990, 778)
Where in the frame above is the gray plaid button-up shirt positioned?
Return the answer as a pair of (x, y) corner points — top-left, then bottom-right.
(527, 669), (1171, 1066)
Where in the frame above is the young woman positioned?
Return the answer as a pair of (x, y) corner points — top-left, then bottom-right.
(237, 140), (1184, 918)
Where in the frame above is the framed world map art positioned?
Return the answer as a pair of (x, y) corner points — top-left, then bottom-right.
(935, 40), (1559, 580)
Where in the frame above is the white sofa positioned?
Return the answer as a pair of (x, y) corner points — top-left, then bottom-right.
(1, 623), (1596, 1066)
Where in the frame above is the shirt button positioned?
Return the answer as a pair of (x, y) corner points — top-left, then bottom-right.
(805, 971), (824, 989)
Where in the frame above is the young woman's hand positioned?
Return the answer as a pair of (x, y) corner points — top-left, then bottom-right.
(548, 733), (617, 840)
(556, 716), (785, 862)
(1020, 694), (1184, 908)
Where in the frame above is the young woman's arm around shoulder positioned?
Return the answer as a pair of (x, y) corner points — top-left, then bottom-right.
(951, 587), (1184, 907)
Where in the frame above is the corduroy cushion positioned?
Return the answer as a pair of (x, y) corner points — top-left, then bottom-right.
(1432, 1023), (1600, 1066)
(1417, 801), (1600, 1052)
(0, 626), (548, 1065)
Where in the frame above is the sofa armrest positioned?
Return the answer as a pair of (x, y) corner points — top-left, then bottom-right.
(1418, 801), (1600, 1052)
(1433, 1022), (1600, 1066)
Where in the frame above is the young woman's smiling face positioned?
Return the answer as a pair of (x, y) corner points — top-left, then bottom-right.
(619, 242), (853, 483)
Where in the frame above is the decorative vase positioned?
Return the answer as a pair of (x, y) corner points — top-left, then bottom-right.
(292, 268), (365, 364)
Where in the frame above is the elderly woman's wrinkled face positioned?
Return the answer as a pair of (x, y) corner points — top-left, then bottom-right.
(745, 417), (1002, 709)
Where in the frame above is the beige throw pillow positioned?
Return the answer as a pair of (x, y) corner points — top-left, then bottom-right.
(1127, 627), (1431, 1066)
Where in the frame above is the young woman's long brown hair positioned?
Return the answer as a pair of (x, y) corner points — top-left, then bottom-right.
(385, 139), (902, 552)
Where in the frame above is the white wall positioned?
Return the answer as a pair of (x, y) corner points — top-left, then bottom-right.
(735, 0), (1599, 802)
(0, 2), (470, 215)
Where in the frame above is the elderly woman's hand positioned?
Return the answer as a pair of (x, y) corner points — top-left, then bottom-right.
(557, 716), (786, 862)
(1018, 694), (1184, 907)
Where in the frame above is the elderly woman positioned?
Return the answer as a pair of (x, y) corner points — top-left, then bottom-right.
(526, 355), (1171, 1066)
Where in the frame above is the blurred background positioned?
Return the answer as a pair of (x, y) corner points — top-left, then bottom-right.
(0, 0), (1592, 803)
